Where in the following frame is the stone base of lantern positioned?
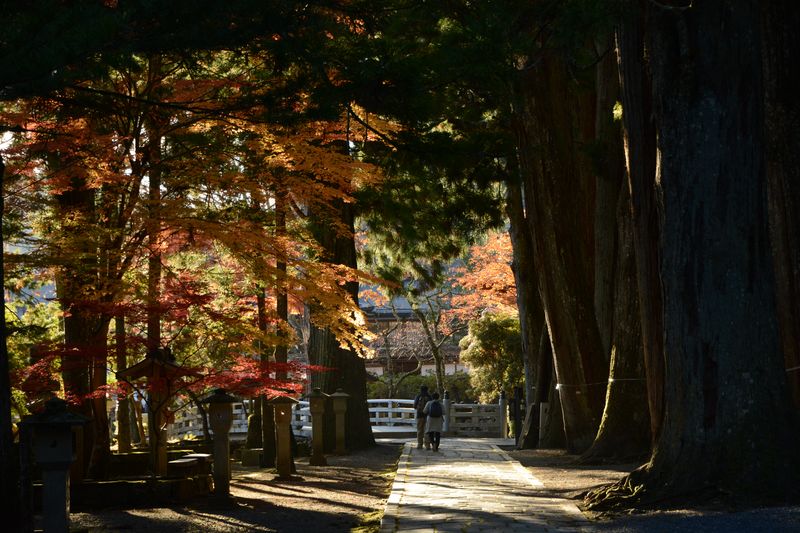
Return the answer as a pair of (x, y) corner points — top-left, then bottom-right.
(240, 448), (263, 467)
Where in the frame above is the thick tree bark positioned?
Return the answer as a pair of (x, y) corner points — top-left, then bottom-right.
(308, 199), (374, 451)
(583, 40), (650, 461)
(55, 180), (100, 477)
(590, 1), (799, 507)
(513, 53), (608, 453)
(582, 184), (650, 461)
(593, 33), (625, 360)
(762, 0), (800, 410)
(538, 337), (565, 449)
(615, 5), (665, 442)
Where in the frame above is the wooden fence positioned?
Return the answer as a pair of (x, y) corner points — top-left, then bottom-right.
(167, 397), (507, 442)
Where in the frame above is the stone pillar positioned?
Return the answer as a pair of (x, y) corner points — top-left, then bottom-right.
(538, 402), (551, 444)
(330, 389), (350, 455)
(442, 390), (451, 433)
(204, 389), (237, 497)
(271, 396), (298, 478)
(41, 468), (70, 533)
(149, 391), (168, 477)
(512, 386), (523, 445)
(498, 391), (508, 438)
(308, 388), (329, 466)
(19, 398), (87, 533)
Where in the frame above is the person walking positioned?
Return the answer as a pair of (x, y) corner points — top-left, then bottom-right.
(424, 392), (444, 451)
(414, 385), (432, 449)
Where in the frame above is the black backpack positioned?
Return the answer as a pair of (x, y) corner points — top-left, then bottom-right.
(428, 400), (442, 418)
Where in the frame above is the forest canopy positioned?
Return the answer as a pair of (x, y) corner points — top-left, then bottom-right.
(2, 1), (800, 527)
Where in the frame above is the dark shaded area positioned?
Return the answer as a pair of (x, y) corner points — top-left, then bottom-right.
(71, 443), (401, 532)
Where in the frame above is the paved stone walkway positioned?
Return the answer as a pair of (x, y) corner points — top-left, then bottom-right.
(379, 438), (589, 532)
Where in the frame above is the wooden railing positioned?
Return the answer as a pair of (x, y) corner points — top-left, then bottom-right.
(167, 397), (507, 441)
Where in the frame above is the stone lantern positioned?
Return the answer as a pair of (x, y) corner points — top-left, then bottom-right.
(308, 387), (329, 466)
(117, 349), (196, 476)
(269, 395), (299, 479)
(20, 397), (88, 533)
(202, 388), (239, 496)
(329, 389), (350, 455)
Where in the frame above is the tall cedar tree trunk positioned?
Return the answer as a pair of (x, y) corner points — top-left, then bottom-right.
(505, 179), (547, 449)
(308, 199), (374, 451)
(513, 54), (608, 453)
(55, 179), (101, 477)
(616, 4), (665, 443)
(590, 1), (800, 507)
(762, 0), (800, 410)
(270, 189), (291, 468)
(0, 156), (22, 529)
(144, 96), (166, 476)
(593, 34), (623, 362)
(115, 317), (132, 453)
(537, 335), (565, 449)
(583, 33), (650, 461)
(582, 183), (650, 461)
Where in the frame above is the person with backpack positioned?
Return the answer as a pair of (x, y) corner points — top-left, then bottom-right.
(423, 392), (444, 451)
(414, 385), (433, 449)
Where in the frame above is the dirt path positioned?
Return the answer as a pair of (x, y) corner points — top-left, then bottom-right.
(68, 443), (800, 532)
(71, 443), (402, 533)
(508, 448), (800, 532)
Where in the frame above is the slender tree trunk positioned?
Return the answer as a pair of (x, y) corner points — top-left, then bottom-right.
(411, 304), (446, 396)
(762, 0), (800, 410)
(88, 318), (111, 478)
(145, 129), (162, 356)
(257, 287), (275, 467)
(506, 177), (548, 450)
(275, 189), (289, 382)
(115, 317), (132, 453)
(144, 78), (166, 475)
(505, 179), (545, 411)
(616, 3), (664, 442)
(270, 189), (291, 468)
(513, 53), (608, 453)
(0, 155), (21, 530)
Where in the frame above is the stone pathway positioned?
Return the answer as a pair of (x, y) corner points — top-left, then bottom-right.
(379, 438), (589, 532)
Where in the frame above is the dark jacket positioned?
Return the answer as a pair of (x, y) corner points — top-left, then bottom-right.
(414, 392), (432, 418)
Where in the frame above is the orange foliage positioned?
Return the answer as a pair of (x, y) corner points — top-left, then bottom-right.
(450, 231), (517, 321)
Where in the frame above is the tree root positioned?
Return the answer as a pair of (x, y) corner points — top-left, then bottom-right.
(582, 471), (647, 513)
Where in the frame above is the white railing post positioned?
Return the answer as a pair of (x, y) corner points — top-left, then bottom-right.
(498, 391), (508, 438)
(442, 390), (451, 433)
(168, 397), (524, 440)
